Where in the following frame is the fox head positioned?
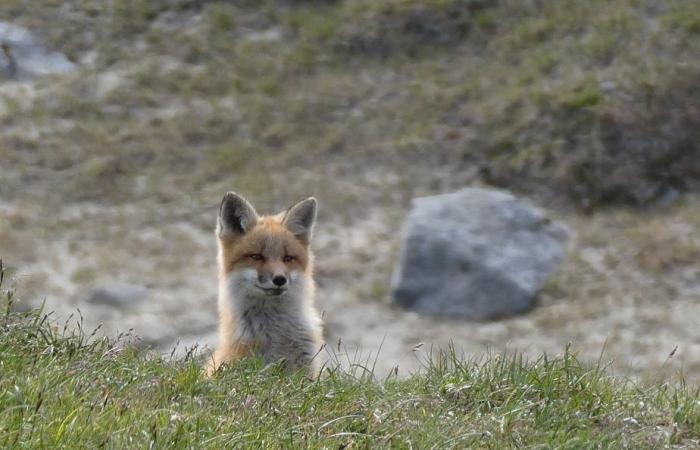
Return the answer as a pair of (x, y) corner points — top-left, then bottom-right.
(216, 192), (317, 302)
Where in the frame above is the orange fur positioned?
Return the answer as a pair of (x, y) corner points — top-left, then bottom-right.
(219, 218), (311, 275)
(205, 195), (323, 377)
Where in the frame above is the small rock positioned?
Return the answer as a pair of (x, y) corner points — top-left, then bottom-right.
(391, 188), (571, 320)
(94, 70), (125, 100)
(0, 22), (76, 80)
(245, 27), (284, 43)
(88, 283), (149, 307)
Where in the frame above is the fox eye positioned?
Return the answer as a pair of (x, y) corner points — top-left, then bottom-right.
(283, 255), (295, 263)
(248, 254), (264, 261)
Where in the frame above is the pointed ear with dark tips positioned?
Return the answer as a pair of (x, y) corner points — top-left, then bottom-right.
(282, 197), (317, 243)
(218, 192), (258, 238)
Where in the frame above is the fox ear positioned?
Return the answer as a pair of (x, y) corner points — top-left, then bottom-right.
(218, 192), (258, 238)
(282, 197), (317, 243)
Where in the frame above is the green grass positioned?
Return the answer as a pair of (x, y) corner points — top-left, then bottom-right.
(1, 264), (699, 448)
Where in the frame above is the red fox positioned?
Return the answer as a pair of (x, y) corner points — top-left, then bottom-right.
(205, 192), (324, 376)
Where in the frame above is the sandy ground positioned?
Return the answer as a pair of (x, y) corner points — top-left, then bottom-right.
(3, 195), (699, 383)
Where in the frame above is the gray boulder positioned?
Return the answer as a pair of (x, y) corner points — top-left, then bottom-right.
(88, 283), (149, 307)
(0, 22), (76, 80)
(391, 188), (570, 320)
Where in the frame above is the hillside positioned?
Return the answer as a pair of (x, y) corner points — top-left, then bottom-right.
(1, 0), (698, 207)
(0, 0), (699, 381)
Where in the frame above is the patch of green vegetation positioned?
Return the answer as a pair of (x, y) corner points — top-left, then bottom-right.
(1, 262), (699, 448)
(329, 0), (496, 58)
(70, 267), (97, 284)
(205, 3), (237, 33)
(287, 7), (342, 41)
(559, 86), (604, 111)
(662, 1), (700, 34)
(208, 141), (256, 173)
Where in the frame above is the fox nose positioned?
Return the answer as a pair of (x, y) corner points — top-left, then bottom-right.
(272, 275), (287, 287)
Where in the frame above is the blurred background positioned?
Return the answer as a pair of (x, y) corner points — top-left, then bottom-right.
(0, 0), (698, 381)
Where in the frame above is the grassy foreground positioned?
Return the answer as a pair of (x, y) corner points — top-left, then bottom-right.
(1, 277), (699, 448)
